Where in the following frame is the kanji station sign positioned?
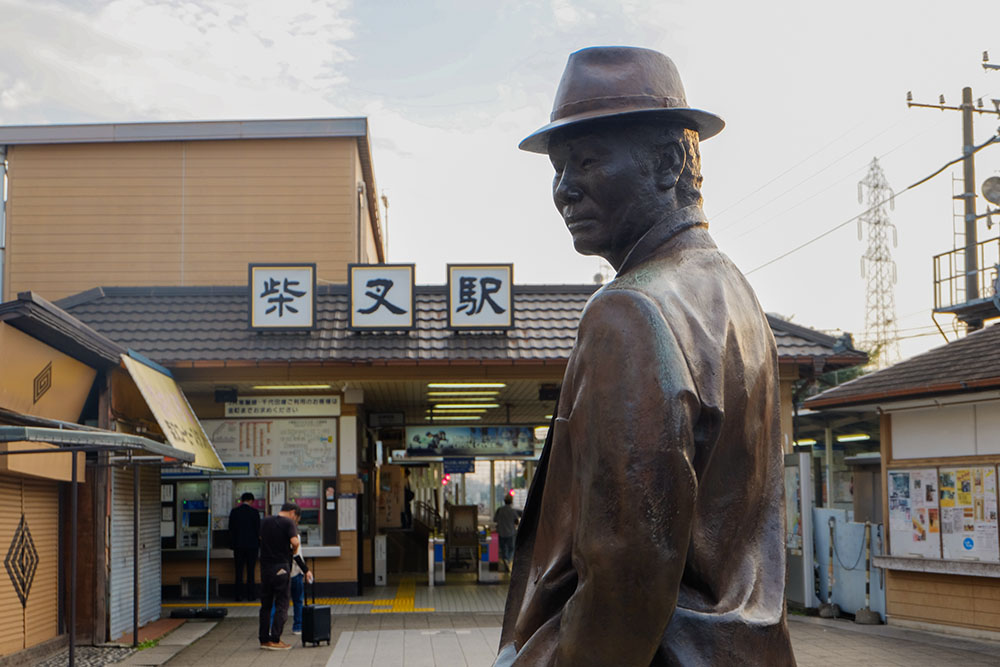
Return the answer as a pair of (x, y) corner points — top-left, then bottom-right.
(349, 264), (415, 330)
(447, 264), (514, 330)
(249, 263), (316, 330)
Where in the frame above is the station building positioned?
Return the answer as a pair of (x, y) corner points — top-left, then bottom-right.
(0, 118), (867, 653)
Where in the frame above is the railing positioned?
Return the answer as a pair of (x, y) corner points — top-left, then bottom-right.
(932, 237), (1000, 310)
(414, 500), (441, 533)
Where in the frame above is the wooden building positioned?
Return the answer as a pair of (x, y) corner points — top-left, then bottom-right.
(807, 324), (1000, 638)
(0, 292), (199, 662)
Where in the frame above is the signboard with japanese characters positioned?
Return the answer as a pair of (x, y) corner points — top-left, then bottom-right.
(447, 264), (514, 329)
(349, 264), (415, 330)
(249, 263), (316, 330)
(225, 395), (341, 418)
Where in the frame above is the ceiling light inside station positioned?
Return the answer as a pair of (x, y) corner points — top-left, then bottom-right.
(431, 415), (482, 421)
(427, 383), (506, 389)
(427, 391), (500, 397)
(433, 403), (500, 409)
(836, 434), (871, 443)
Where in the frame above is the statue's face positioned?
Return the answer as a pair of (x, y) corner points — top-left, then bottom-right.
(548, 122), (661, 268)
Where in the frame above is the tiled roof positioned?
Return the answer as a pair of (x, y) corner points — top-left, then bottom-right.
(55, 285), (864, 368)
(806, 321), (1000, 409)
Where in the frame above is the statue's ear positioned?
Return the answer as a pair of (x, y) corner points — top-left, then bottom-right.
(654, 140), (685, 191)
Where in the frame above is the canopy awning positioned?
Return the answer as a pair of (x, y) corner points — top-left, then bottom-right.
(120, 352), (224, 471)
(0, 425), (196, 462)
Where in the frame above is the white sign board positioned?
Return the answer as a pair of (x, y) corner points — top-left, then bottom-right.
(249, 263), (316, 330)
(349, 264), (415, 329)
(338, 497), (357, 531)
(225, 395), (341, 418)
(447, 264), (514, 329)
(202, 418), (338, 477)
(888, 469), (942, 559)
(939, 466), (999, 562)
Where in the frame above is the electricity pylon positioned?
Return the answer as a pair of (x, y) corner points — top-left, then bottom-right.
(858, 157), (900, 368)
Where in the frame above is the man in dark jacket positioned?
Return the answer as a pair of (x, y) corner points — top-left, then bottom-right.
(495, 47), (795, 666)
(228, 492), (260, 601)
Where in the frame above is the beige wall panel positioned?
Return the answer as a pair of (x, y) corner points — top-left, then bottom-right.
(162, 559), (218, 586)
(0, 478), (24, 655)
(886, 570), (1000, 631)
(21, 480), (58, 649)
(312, 533), (357, 583)
(6, 142), (184, 300)
(5, 137), (364, 300)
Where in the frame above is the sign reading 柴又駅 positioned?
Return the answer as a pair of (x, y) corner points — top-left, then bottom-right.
(225, 395), (341, 418)
(249, 263), (316, 330)
(447, 264), (514, 329)
(405, 426), (536, 457)
(349, 264), (415, 330)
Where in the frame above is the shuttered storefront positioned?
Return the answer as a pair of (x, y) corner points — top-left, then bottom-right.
(109, 466), (161, 640)
(0, 476), (59, 655)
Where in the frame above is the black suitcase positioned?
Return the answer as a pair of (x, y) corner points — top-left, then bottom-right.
(301, 574), (331, 646)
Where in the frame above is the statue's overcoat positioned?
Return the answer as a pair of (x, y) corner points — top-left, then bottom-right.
(497, 207), (797, 666)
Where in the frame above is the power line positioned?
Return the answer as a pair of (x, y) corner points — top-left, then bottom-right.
(717, 115), (950, 241)
(711, 120), (866, 223)
(714, 121), (898, 233)
(745, 133), (1000, 276)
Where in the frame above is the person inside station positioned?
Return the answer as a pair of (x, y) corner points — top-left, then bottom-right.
(229, 492), (260, 601)
(493, 491), (522, 572)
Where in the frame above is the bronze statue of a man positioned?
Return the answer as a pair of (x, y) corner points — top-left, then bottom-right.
(495, 47), (796, 666)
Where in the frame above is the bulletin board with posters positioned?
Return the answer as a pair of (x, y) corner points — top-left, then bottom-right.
(888, 468), (942, 559)
(938, 466), (1000, 562)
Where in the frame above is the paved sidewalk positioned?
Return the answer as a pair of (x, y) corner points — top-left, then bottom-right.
(152, 585), (1000, 667)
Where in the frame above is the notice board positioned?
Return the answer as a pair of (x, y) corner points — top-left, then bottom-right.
(888, 469), (942, 559)
(939, 466), (1000, 562)
(201, 418), (338, 477)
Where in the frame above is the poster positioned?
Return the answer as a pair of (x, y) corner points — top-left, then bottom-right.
(405, 425), (536, 457)
(201, 418), (338, 477)
(888, 468), (942, 558)
(211, 479), (233, 530)
(940, 466), (999, 562)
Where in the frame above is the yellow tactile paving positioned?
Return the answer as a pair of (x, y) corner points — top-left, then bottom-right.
(163, 577), (436, 614)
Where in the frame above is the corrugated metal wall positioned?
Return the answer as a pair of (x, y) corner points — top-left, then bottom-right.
(109, 466), (161, 640)
(0, 476), (59, 657)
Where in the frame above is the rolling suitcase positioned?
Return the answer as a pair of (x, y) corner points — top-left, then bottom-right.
(301, 574), (331, 646)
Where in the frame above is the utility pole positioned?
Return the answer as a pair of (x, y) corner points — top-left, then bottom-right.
(858, 158), (900, 368)
(907, 55), (1000, 331)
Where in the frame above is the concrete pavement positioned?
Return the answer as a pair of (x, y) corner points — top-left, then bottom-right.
(144, 578), (1000, 666)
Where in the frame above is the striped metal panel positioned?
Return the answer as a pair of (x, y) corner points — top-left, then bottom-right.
(138, 466), (161, 624)
(0, 477), (23, 655)
(21, 479), (58, 649)
(109, 466), (162, 640)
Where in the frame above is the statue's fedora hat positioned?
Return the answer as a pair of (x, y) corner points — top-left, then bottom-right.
(519, 46), (724, 154)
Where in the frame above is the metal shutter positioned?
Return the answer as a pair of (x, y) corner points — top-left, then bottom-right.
(109, 466), (161, 640)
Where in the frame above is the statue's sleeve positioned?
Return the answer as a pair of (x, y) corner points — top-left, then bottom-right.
(554, 288), (699, 667)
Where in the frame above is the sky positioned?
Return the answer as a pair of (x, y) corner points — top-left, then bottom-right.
(2, 0), (999, 361)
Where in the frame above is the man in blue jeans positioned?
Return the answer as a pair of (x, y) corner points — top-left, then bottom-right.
(270, 508), (312, 635)
(493, 493), (521, 571)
